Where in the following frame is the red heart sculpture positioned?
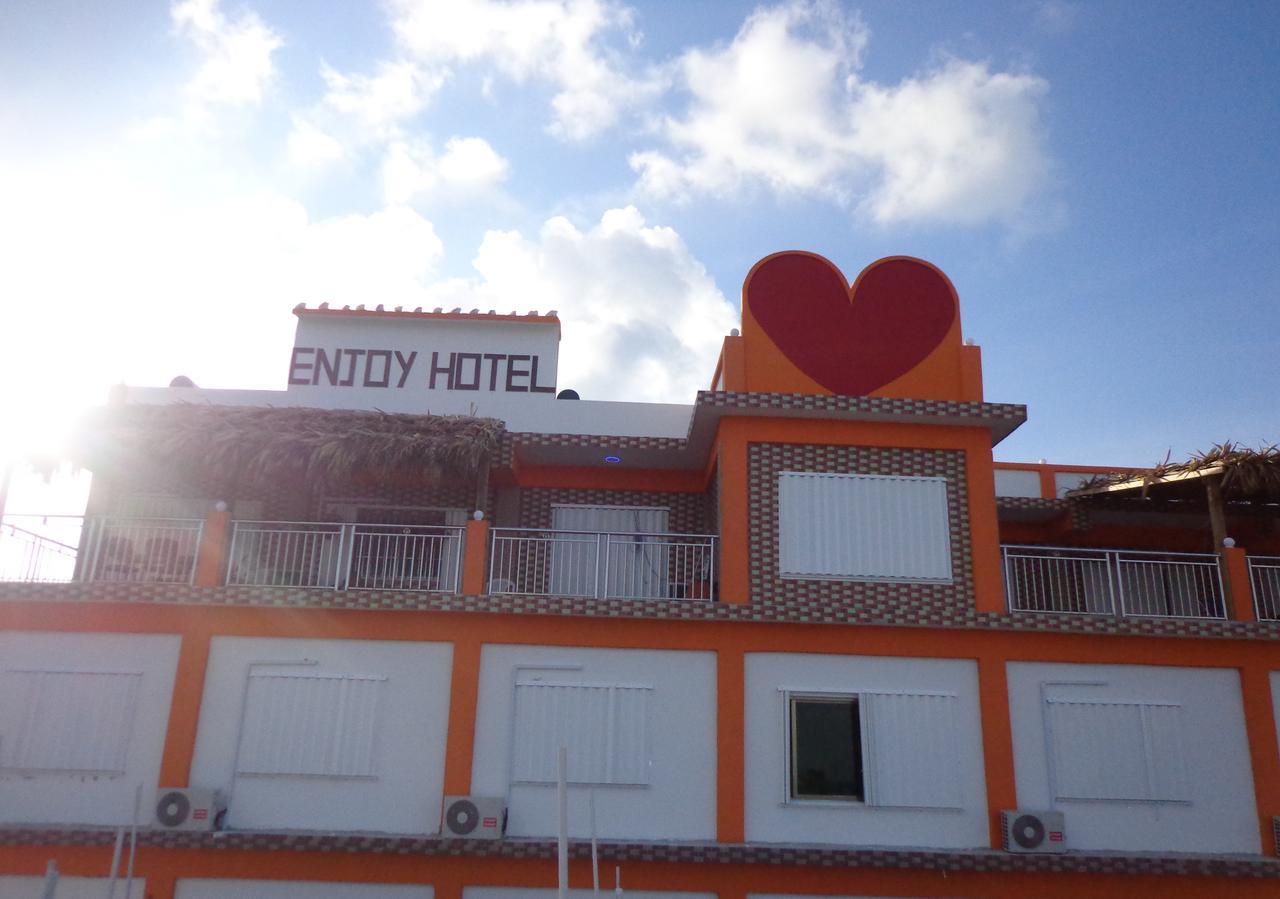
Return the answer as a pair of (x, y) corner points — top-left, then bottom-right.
(746, 253), (957, 395)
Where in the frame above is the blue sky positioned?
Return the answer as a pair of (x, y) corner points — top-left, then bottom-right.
(1, 0), (1277, 470)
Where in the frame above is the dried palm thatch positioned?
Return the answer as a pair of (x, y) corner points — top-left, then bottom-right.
(1079, 442), (1280, 500)
(67, 403), (505, 493)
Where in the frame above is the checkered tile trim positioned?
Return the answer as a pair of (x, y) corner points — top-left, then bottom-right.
(520, 488), (710, 533)
(748, 443), (975, 613)
(995, 496), (1090, 529)
(8, 582), (1280, 639)
(696, 390), (1027, 424)
(0, 826), (1276, 877)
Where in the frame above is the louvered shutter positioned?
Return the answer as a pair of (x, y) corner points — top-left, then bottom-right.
(1045, 694), (1188, 802)
(512, 682), (652, 785)
(778, 473), (952, 581)
(236, 672), (385, 778)
(861, 691), (963, 809)
(0, 669), (141, 774)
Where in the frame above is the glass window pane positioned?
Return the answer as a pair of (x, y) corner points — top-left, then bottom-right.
(791, 697), (863, 800)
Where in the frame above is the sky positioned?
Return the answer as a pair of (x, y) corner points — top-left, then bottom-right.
(1, 0), (1277, 487)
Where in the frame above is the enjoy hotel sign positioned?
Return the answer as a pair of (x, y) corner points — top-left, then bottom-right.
(285, 306), (561, 414)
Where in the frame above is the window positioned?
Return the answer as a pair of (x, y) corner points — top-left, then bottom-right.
(1043, 683), (1189, 803)
(785, 690), (963, 809)
(790, 696), (864, 800)
(777, 472), (952, 582)
(0, 669), (142, 774)
(512, 680), (652, 785)
(236, 671), (386, 779)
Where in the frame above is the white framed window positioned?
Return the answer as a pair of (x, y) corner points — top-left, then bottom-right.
(0, 668), (142, 775)
(783, 689), (962, 809)
(1043, 683), (1189, 803)
(777, 472), (952, 582)
(235, 672), (386, 779)
(512, 679), (652, 786)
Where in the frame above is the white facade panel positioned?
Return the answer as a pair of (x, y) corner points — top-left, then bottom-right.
(0, 632), (180, 826)
(470, 645), (716, 840)
(993, 468), (1042, 497)
(0, 877), (145, 898)
(1007, 662), (1258, 852)
(177, 881), (432, 898)
(1054, 470), (1103, 497)
(745, 653), (988, 848)
(465, 891), (712, 899)
(189, 637), (452, 833)
(778, 472), (951, 582)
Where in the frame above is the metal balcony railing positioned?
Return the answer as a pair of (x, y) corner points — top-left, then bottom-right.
(226, 521), (465, 593)
(1002, 544), (1227, 620)
(0, 515), (83, 583)
(488, 528), (717, 600)
(1249, 556), (1280, 621)
(82, 517), (206, 584)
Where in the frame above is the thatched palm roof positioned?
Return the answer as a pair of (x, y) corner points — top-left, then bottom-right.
(68, 403), (505, 492)
(1076, 442), (1280, 502)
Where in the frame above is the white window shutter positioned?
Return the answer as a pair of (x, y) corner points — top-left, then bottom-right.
(860, 691), (963, 809)
(237, 672), (385, 778)
(778, 472), (952, 582)
(0, 669), (141, 774)
(1045, 694), (1188, 802)
(512, 682), (651, 785)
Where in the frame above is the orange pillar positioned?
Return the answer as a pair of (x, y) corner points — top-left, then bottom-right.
(966, 440), (1007, 614)
(1037, 466), (1057, 500)
(462, 518), (489, 595)
(1222, 546), (1255, 621)
(193, 506), (230, 587)
(717, 646), (746, 843)
(1240, 665), (1280, 856)
(158, 627), (212, 787)
(442, 638), (483, 798)
(977, 655), (1018, 848)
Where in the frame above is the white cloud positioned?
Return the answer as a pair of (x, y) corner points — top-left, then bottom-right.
(286, 117), (346, 168)
(171, 0), (282, 115)
(382, 136), (510, 205)
(455, 206), (737, 402)
(318, 60), (446, 137)
(387, 0), (661, 140)
(630, 0), (1051, 226)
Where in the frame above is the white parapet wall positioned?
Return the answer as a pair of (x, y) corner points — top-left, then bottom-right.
(1007, 661), (1259, 853)
(0, 631), (180, 827)
(0, 878), (145, 898)
(188, 636), (453, 834)
(469, 644), (717, 841)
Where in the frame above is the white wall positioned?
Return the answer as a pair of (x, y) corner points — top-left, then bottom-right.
(189, 637), (452, 833)
(1053, 471), (1103, 497)
(744, 653), (989, 849)
(0, 877), (144, 898)
(465, 891), (712, 899)
(1271, 672), (1280, 764)
(470, 645), (716, 840)
(177, 882), (431, 898)
(1007, 662), (1258, 853)
(993, 468), (1041, 498)
(0, 631), (179, 826)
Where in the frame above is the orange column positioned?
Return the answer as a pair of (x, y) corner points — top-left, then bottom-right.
(193, 506), (230, 587)
(461, 518), (489, 595)
(717, 646), (746, 843)
(1240, 665), (1280, 856)
(1222, 546), (1256, 621)
(717, 422), (749, 604)
(158, 627), (212, 787)
(966, 440), (1007, 613)
(442, 638), (483, 798)
(977, 655), (1018, 848)
(1037, 466), (1057, 499)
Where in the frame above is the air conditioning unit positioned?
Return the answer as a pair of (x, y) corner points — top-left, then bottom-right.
(1001, 809), (1066, 853)
(441, 795), (506, 839)
(154, 788), (226, 831)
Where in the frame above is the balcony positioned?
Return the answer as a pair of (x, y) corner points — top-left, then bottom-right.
(1002, 544), (1227, 619)
(1250, 556), (1280, 621)
(488, 527), (717, 600)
